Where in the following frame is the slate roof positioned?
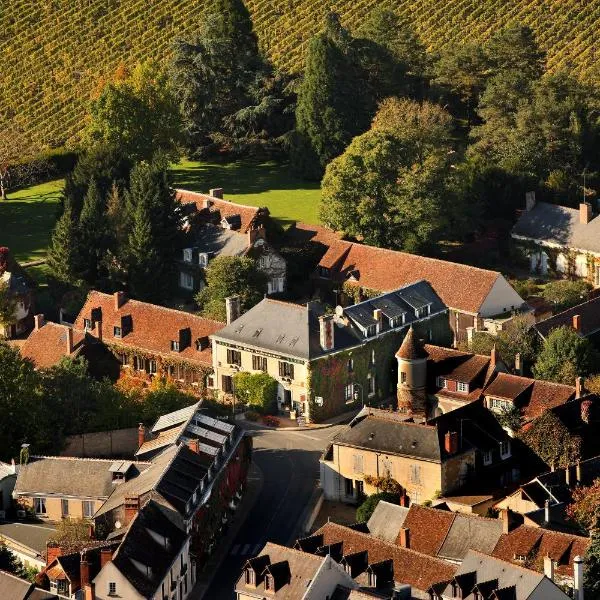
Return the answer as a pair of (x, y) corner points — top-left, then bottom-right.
(535, 296), (600, 339)
(366, 501), (408, 543)
(212, 281), (446, 361)
(192, 223), (250, 257)
(313, 239), (511, 314)
(492, 526), (589, 578)
(152, 403), (199, 433)
(314, 522), (456, 593)
(177, 189), (263, 233)
(111, 500), (188, 598)
(0, 522), (57, 555)
(236, 542), (327, 599)
(512, 201), (600, 253)
(0, 461), (15, 480)
(74, 291), (224, 367)
(447, 550), (549, 599)
(0, 570), (55, 600)
(14, 456), (147, 500)
(438, 513), (503, 561)
(20, 322), (86, 369)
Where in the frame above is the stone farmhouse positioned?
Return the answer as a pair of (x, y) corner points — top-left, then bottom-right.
(512, 193), (600, 284)
(177, 189), (286, 296)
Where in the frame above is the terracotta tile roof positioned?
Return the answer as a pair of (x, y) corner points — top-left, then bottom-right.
(523, 380), (576, 422)
(396, 326), (428, 360)
(492, 526), (589, 578)
(484, 373), (533, 400)
(314, 522), (456, 593)
(535, 296), (600, 339)
(318, 240), (502, 314)
(176, 189), (262, 233)
(288, 222), (345, 247)
(399, 505), (455, 556)
(20, 321), (86, 369)
(424, 344), (491, 383)
(74, 291), (224, 367)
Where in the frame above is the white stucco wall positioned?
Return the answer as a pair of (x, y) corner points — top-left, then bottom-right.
(479, 276), (526, 317)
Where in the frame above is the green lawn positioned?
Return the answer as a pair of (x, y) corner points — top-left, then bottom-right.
(170, 160), (322, 227)
(0, 179), (63, 263)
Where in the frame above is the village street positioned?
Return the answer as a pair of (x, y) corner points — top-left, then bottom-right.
(193, 423), (346, 599)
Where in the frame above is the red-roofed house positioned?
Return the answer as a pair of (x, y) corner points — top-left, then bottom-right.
(289, 224), (527, 344)
(0, 247), (34, 339)
(74, 291), (224, 392)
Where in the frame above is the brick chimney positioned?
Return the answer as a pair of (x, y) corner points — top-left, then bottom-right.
(514, 353), (523, 376)
(490, 344), (498, 368)
(209, 188), (224, 199)
(399, 494), (409, 507)
(80, 555), (90, 587)
(525, 191), (536, 212)
(124, 496), (140, 524)
(95, 320), (103, 342)
(100, 548), (113, 568)
(46, 542), (62, 566)
(225, 295), (241, 325)
(444, 431), (458, 455)
(114, 291), (126, 311)
(84, 583), (95, 600)
(573, 314), (581, 333)
(66, 327), (74, 355)
(34, 314), (44, 330)
(500, 509), (516, 534)
(580, 203), (592, 225)
(576, 377), (584, 399)
(574, 556), (584, 600)
(398, 528), (410, 549)
(319, 314), (335, 352)
(137, 423), (145, 449)
(188, 438), (199, 453)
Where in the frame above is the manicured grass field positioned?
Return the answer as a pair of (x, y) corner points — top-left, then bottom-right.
(0, 180), (63, 263)
(170, 160), (321, 227)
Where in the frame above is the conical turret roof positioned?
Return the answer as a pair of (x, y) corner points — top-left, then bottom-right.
(396, 326), (428, 360)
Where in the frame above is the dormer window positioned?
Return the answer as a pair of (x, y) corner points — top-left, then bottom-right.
(457, 382), (469, 393)
(113, 326), (122, 338)
(198, 253), (208, 267)
(265, 574), (273, 590)
(183, 248), (193, 263)
(437, 377), (447, 388)
(500, 440), (511, 459)
(171, 340), (180, 352)
(84, 318), (92, 330)
(483, 450), (492, 465)
(245, 568), (255, 585)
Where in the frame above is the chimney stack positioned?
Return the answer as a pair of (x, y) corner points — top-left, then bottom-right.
(490, 344), (498, 368)
(573, 314), (581, 333)
(66, 326), (74, 354)
(576, 377), (584, 399)
(525, 191), (536, 212)
(225, 295), (241, 325)
(100, 548), (112, 568)
(95, 320), (103, 342)
(399, 494), (409, 508)
(500, 509), (517, 534)
(398, 528), (410, 549)
(574, 556), (584, 600)
(318, 314), (335, 352)
(580, 203), (592, 225)
(544, 555), (555, 581)
(137, 423), (145, 449)
(514, 353), (523, 376)
(444, 431), (458, 455)
(373, 309), (383, 332)
(80, 555), (90, 587)
(188, 438), (199, 454)
(114, 291), (126, 311)
(124, 496), (140, 524)
(544, 499), (551, 524)
(209, 188), (224, 199)
(576, 461), (582, 485)
(34, 314), (44, 330)
(565, 465), (572, 487)
(46, 543), (63, 566)
(84, 583), (95, 600)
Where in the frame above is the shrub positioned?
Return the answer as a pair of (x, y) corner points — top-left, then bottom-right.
(356, 492), (400, 523)
(262, 415), (280, 427)
(542, 279), (591, 311)
(245, 410), (260, 422)
(233, 372), (278, 414)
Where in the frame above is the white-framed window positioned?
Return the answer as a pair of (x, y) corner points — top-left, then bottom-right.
(500, 440), (511, 459)
(179, 272), (194, 290)
(83, 500), (94, 518)
(368, 373), (376, 396)
(171, 340), (180, 352)
(148, 360), (157, 375)
(108, 582), (117, 596)
(457, 382), (469, 393)
(113, 326), (122, 338)
(252, 355), (267, 371)
(121, 353), (129, 366)
(267, 277), (284, 294)
(198, 253), (208, 267)
(83, 318), (92, 331)
(437, 377), (447, 388)
(183, 248), (193, 263)
(34, 497), (46, 515)
(257, 256), (266, 268)
(483, 450), (493, 466)
(344, 384), (354, 403)
(278, 361), (294, 379)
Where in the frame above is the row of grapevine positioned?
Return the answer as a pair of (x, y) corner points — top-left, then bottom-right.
(2, 0), (600, 153)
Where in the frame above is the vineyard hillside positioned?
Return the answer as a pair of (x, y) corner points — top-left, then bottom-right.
(3, 0), (600, 151)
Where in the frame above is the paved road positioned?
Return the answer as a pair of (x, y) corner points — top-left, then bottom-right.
(202, 425), (344, 599)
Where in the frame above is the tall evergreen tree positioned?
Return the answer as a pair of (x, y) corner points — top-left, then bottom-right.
(47, 207), (80, 284)
(170, 0), (264, 150)
(78, 179), (108, 283)
(292, 13), (372, 179)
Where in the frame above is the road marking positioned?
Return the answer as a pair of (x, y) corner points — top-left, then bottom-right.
(287, 431), (322, 441)
(230, 544), (240, 555)
(241, 544), (251, 555)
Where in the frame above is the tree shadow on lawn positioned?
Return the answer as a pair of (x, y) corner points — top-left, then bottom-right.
(171, 160), (320, 196)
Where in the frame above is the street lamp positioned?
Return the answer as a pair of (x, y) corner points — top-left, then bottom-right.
(353, 383), (364, 407)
